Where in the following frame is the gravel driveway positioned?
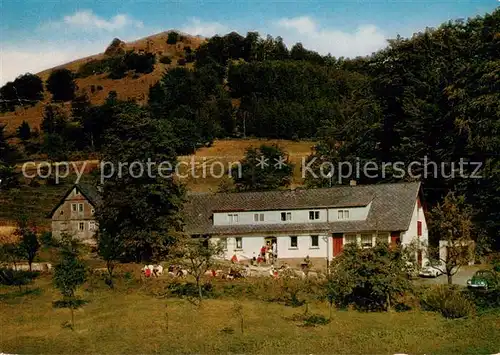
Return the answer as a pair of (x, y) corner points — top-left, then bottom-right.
(415, 265), (484, 286)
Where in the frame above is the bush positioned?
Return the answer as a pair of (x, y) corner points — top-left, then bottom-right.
(465, 288), (500, 311)
(0, 268), (40, 289)
(40, 231), (57, 247)
(421, 285), (475, 318)
(160, 56), (172, 64)
(167, 281), (214, 298)
(167, 31), (180, 44)
(177, 58), (187, 66)
(302, 314), (330, 327)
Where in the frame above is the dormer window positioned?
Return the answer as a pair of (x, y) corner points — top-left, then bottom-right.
(309, 211), (320, 220)
(338, 210), (350, 220)
(254, 213), (264, 222)
(281, 212), (292, 221)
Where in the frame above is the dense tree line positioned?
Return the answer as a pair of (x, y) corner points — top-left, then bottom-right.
(0, 73), (44, 112)
(306, 10), (500, 248)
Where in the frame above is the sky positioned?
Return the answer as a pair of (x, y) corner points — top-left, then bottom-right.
(0, 0), (498, 85)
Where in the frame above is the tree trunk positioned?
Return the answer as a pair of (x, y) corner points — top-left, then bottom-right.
(28, 260), (32, 271)
(107, 261), (114, 289)
(197, 277), (203, 303)
(70, 307), (75, 330)
(447, 273), (453, 285)
(329, 302), (333, 320)
(386, 293), (391, 312)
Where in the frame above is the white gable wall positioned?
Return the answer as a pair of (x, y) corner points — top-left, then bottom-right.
(401, 199), (429, 265)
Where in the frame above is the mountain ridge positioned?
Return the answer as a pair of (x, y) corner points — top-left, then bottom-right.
(0, 31), (206, 134)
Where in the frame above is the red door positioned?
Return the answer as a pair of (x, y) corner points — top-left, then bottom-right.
(333, 234), (343, 256)
(391, 231), (401, 248)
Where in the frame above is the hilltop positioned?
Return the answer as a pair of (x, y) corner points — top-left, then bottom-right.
(0, 31), (205, 134)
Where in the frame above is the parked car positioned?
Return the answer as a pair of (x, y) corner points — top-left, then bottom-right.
(419, 265), (443, 278)
(467, 270), (498, 290)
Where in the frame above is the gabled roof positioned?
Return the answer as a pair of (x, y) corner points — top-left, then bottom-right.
(183, 182), (421, 235)
(48, 183), (101, 218)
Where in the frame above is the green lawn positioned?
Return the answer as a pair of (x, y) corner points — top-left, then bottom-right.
(1, 276), (499, 354)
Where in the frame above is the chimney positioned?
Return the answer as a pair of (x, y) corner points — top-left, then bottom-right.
(349, 180), (357, 186)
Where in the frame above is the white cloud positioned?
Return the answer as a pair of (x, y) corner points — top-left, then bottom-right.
(0, 44), (104, 85)
(276, 16), (387, 58)
(180, 18), (229, 37)
(48, 10), (143, 32)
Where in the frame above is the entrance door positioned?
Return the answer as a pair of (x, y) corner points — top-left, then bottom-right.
(333, 233), (343, 256)
(391, 231), (401, 248)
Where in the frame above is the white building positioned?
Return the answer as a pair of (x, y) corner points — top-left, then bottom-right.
(183, 182), (429, 267)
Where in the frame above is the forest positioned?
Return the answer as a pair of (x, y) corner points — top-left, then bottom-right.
(0, 9), (499, 249)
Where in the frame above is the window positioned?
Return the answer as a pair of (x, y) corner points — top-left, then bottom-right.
(338, 210), (350, 220)
(228, 214), (239, 223)
(60, 210), (64, 215)
(254, 213), (264, 221)
(281, 212), (292, 221)
(71, 204), (77, 212)
(235, 237), (242, 249)
(78, 222), (85, 231)
(311, 235), (319, 248)
(290, 236), (298, 248)
(345, 234), (357, 244)
(91, 208), (95, 215)
(361, 234), (373, 248)
(78, 203), (84, 212)
(309, 211), (320, 220)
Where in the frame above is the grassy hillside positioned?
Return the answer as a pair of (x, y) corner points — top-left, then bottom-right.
(0, 31), (205, 135)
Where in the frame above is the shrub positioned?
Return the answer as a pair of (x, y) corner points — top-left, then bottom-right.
(326, 243), (414, 311)
(177, 58), (187, 66)
(465, 288), (500, 311)
(167, 31), (180, 44)
(302, 314), (330, 327)
(40, 231), (58, 247)
(167, 281), (214, 299)
(160, 56), (172, 64)
(421, 285), (475, 318)
(0, 268), (40, 291)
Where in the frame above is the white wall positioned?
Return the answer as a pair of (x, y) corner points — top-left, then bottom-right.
(328, 202), (371, 221)
(213, 208), (328, 226)
(212, 234), (330, 261)
(276, 234), (329, 259)
(213, 204), (371, 226)
(212, 236), (265, 261)
(402, 199), (429, 266)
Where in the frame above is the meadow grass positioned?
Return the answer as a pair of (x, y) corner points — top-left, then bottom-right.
(1, 275), (499, 354)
